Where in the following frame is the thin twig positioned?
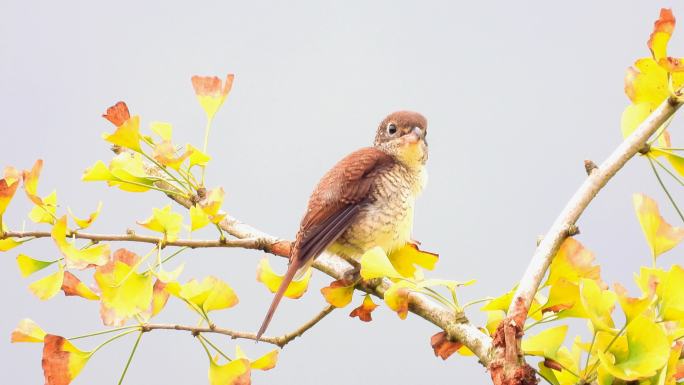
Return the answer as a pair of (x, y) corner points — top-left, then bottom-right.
(142, 305), (336, 348)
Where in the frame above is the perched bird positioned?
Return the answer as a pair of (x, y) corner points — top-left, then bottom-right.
(257, 111), (429, 339)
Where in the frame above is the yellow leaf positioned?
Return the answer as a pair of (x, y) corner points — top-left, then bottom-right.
(52, 216), (110, 269)
(614, 283), (654, 325)
(190, 205), (211, 231)
(579, 278), (617, 332)
(234, 345), (279, 371)
(621, 102), (654, 138)
(108, 152), (154, 192)
(387, 242), (438, 278)
(28, 190), (57, 224)
(360, 246), (403, 279)
(660, 265), (684, 321)
(522, 325), (568, 359)
(16, 254), (54, 278)
(597, 315), (670, 380)
(22, 159), (44, 205)
(102, 115), (142, 152)
(82, 160), (116, 182)
(200, 187), (226, 223)
(187, 144), (212, 168)
(486, 311), (505, 335)
(95, 249), (154, 326)
(633, 193), (684, 260)
(150, 121), (173, 141)
(208, 357), (250, 385)
(384, 280), (413, 319)
(0, 237), (21, 252)
(256, 258), (311, 299)
(11, 318), (47, 343)
(29, 265), (64, 300)
(170, 276), (239, 313)
(153, 140), (190, 171)
(546, 238), (601, 286)
(68, 201), (102, 229)
(320, 279), (355, 308)
(137, 205), (183, 242)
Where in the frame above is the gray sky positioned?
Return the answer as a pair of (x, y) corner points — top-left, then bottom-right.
(2, 1), (683, 384)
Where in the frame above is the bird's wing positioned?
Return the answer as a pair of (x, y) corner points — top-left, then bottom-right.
(256, 147), (394, 340)
(292, 146), (395, 265)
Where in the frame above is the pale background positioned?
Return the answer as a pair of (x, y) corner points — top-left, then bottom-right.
(1, 1), (682, 384)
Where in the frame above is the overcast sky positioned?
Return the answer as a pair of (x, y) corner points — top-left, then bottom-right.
(2, 1), (683, 384)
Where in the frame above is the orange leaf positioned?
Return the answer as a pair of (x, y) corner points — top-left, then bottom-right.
(102, 101), (131, 127)
(22, 159), (44, 205)
(384, 281), (412, 319)
(320, 279), (355, 308)
(349, 294), (378, 322)
(191, 74), (235, 119)
(0, 173), (19, 216)
(42, 335), (91, 385)
(61, 271), (99, 300)
(430, 331), (463, 360)
(11, 318), (46, 343)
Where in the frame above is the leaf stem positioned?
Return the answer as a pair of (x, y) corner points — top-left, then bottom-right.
(68, 325), (140, 341)
(91, 329), (140, 355)
(648, 156), (684, 224)
(199, 335), (232, 362)
(117, 331), (143, 385)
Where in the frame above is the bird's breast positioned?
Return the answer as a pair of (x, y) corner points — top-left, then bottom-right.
(329, 164), (427, 258)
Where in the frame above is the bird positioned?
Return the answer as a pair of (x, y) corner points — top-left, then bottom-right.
(256, 110), (428, 340)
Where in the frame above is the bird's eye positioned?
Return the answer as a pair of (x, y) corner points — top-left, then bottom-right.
(387, 123), (397, 135)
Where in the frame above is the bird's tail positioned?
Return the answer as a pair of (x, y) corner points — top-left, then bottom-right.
(256, 261), (300, 341)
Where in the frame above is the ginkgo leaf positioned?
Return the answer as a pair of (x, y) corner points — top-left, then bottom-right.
(95, 249), (154, 326)
(660, 265), (684, 321)
(349, 294), (378, 322)
(633, 266), (667, 297)
(200, 187), (226, 224)
(320, 279), (355, 308)
(52, 216), (110, 269)
(140, 280), (170, 321)
(482, 287), (545, 320)
(633, 193), (684, 260)
(190, 205), (211, 231)
(11, 318), (47, 343)
(42, 335), (91, 385)
(138, 205), (183, 242)
(28, 190), (57, 224)
(430, 331), (463, 360)
(29, 265), (64, 301)
(0, 237), (21, 252)
(522, 325), (568, 359)
(68, 201), (102, 229)
(0, 174), (20, 216)
(360, 246), (403, 279)
(543, 279), (588, 318)
(208, 357), (250, 385)
(384, 280), (413, 319)
(61, 271), (99, 300)
(108, 153), (156, 192)
(155, 263), (184, 283)
(102, 115), (142, 152)
(192, 74), (235, 120)
(187, 144), (212, 168)
(167, 276), (239, 314)
(256, 258), (311, 299)
(16, 254), (54, 278)
(546, 238), (601, 287)
(235, 345), (279, 371)
(102, 101), (131, 127)
(486, 311), (505, 335)
(614, 283), (653, 325)
(150, 121), (173, 141)
(579, 278), (617, 333)
(153, 140), (190, 171)
(387, 242), (438, 278)
(597, 315), (670, 380)
(22, 159), (44, 205)
(621, 102), (654, 138)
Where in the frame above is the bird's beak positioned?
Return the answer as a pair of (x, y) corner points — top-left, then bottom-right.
(405, 127), (424, 145)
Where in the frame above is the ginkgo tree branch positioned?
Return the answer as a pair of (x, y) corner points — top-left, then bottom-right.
(1, 230), (273, 251)
(488, 94), (684, 384)
(141, 305), (336, 348)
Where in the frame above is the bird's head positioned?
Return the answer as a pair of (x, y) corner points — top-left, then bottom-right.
(374, 111), (428, 168)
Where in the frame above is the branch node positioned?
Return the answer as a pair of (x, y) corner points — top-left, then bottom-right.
(566, 224), (580, 236)
(191, 329), (200, 337)
(140, 325), (151, 333)
(126, 228), (135, 236)
(583, 159), (598, 175)
(197, 187), (207, 200)
(638, 143), (651, 155)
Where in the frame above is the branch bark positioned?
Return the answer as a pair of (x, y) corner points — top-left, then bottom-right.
(489, 96), (683, 385)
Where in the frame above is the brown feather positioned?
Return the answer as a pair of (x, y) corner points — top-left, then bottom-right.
(256, 147), (395, 340)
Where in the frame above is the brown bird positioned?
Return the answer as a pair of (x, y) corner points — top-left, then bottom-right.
(257, 111), (428, 340)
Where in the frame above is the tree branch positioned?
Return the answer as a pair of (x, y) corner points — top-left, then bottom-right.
(1, 230), (274, 251)
(142, 305), (336, 348)
(489, 96), (683, 385)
